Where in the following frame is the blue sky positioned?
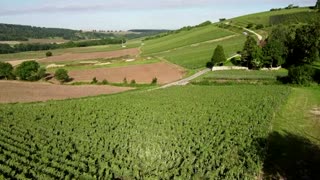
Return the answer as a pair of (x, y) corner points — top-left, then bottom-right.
(0, 0), (316, 30)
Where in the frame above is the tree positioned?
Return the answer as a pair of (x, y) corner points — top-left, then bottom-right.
(46, 51), (53, 57)
(241, 36), (257, 68)
(54, 69), (69, 83)
(286, 23), (320, 67)
(211, 45), (226, 66)
(15, 61), (40, 81)
(316, 0), (320, 9)
(0, 62), (14, 79)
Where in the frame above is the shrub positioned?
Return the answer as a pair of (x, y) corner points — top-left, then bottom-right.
(288, 65), (314, 85)
(151, 77), (157, 84)
(91, 77), (98, 84)
(54, 68), (69, 83)
(130, 79), (136, 85)
(37, 67), (47, 79)
(15, 61), (41, 81)
(0, 62), (14, 80)
(46, 51), (53, 57)
(256, 24), (264, 29)
(123, 77), (128, 84)
(102, 79), (109, 85)
(206, 61), (214, 68)
(246, 23), (254, 29)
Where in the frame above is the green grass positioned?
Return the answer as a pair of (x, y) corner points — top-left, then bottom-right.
(0, 41), (141, 61)
(196, 69), (288, 81)
(0, 85), (290, 179)
(229, 7), (313, 27)
(269, 11), (320, 25)
(263, 87), (320, 179)
(142, 25), (235, 54)
(155, 35), (246, 69)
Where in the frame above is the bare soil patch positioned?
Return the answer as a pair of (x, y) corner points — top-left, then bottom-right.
(39, 48), (139, 63)
(310, 107), (320, 117)
(69, 62), (185, 84)
(0, 81), (132, 103)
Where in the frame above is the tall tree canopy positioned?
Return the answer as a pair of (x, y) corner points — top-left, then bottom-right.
(211, 45), (226, 66)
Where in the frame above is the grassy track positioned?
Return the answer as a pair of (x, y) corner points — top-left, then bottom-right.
(263, 87), (320, 179)
(142, 25), (235, 55)
(196, 69), (288, 81)
(155, 35), (246, 69)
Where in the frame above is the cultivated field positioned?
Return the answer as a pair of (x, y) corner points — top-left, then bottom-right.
(0, 85), (290, 179)
(142, 25), (235, 54)
(0, 81), (132, 103)
(156, 35), (246, 69)
(0, 42), (141, 62)
(39, 48), (139, 63)
(229, 7), (313, 27)
(68, 62), (185, 84)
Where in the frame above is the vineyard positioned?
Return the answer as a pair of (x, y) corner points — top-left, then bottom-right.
(0, 85), (290, 179)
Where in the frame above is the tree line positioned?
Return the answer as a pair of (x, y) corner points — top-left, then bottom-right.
(210, 22), (320, 85)
(0, 38), (124, 54)
(0, 23), (116, 41)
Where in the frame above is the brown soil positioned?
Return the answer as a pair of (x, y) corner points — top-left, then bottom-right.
(39, 48), (139, 63)
(68, 62), (185, 84)
(310, 107), (320, 117)
(0, 81), (133, 103)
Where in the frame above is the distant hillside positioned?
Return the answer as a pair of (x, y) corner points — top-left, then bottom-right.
(125, 29), (170, 39)
(0, 23), (115, 41)
(228, 7), (318, 28)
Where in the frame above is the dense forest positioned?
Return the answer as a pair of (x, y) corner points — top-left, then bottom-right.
(0, 23), (115, 41)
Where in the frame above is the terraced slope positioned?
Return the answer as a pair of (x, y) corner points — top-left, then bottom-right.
(156, 35), (246, 69)
(142, 25), (235, 55)
(229, 7), (314, 27)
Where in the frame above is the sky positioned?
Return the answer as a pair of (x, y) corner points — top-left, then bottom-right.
(0, 0), (316, 30)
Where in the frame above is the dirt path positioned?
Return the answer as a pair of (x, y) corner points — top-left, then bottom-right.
(0, 81), (133, 103)
(243, 28), (263, 41)
(160, 68), (211, 88)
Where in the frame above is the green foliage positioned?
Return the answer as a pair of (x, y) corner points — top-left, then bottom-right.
(91, 77), (98, 84)
(255, 24), (264, 29)
(246, 23), (254, 29)
(241, 36), (262, 69)
(123, 77), (128, 84)
(315, 0), (320, 9)
(288, 65), (315, 85)
(0, 23), (115, 41)
(0, 62), (14, 79)
(37, 67), (47, 79)
(54, 68), (69, 83)
(46, 51), (53, 57)
(151, 77), (157, 84)
(102, 79), (109, 85)
(0, 85), (290, 179)
(211, 45), (226, 66)
(130, 79), (136, 85)
(15, 60), (41, 81)
(286, 23), (320, 67)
